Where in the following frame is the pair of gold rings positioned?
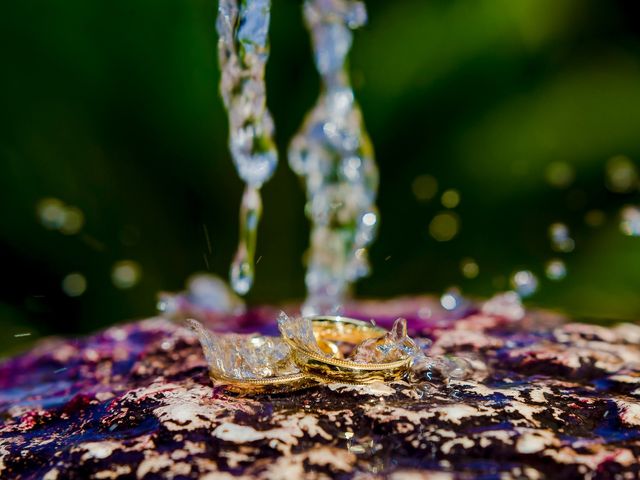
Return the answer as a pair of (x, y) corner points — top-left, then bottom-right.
(191, 314), (415, 394)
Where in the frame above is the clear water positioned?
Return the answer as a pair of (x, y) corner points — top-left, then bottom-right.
(289, 0), (379, 315)
(230, 186), (262, 295)
(217, 0), (278, 295)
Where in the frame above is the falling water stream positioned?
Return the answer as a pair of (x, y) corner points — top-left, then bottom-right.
(217, 0), (277, 295)
(289, 0), (379, 315)
(217, 0), (378, 309)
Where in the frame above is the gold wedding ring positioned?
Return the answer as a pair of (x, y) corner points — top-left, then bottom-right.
(214, 372), (318, 394)
(193, 315), (414, 394)
(285, 315), (413, 384)
(211, 335), (346, 394)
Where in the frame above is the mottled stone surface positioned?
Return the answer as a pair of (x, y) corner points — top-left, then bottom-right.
(1, 297), (640, 479)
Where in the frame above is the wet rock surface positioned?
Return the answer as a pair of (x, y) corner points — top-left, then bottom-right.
(1, 297), (639, 479)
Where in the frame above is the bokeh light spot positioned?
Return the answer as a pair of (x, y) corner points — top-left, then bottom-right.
(62, 273), (87, 297)
(620, 205), (640, 236)
(37, 198), (66, 230)
(112, 260), (142, 289)
(441, 189), (460, 209)
(59, 206), (85, 235)
(412, 175), (438, 201)
(606, 155), (638, 193)
(440, 288), (462, 310)
(545, 259), (567, 281)
(549, 222), (575, 252)
(545, 161), (574, 189)
(429, 212), (459, 242)
(511, 270), (538, 298)
(460, 258), (479, 279)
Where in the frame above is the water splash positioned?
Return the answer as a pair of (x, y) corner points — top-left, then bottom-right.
(157, 273), (246, 322)
(289, 0), (378, 315)
(217, 0), (278, 295)
(187, 319), (298, 380)
(349, 318), (419, 363)
(276, 311), (323, 354)
(409, 337), (487, 383)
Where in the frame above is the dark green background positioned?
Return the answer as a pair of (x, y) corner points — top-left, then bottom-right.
(2, 0), (640, 354)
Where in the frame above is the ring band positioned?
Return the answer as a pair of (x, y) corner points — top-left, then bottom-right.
(209, 336), (347, 393)
(190, 315), (414, 393)
(284, 316), (413, 384)
(187, 318), (319, 394)
(213, 372), (318, 394)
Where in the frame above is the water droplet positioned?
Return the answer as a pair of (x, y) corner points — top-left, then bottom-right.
(62, 272), (87, 297)
(545, 161), (574, 189)
(510, 270), (538, 298)
(429, 212), (459, 242)
(460, 257), (479, 279)
(230, 186), (262, 295)
(441, 189), (460, 208)
(584, 209), (605, 228)
(112, 260), (142, 289)
(545, 259), (566, 280)
(549, 223), (575, 252)
(436, 355), (474, 380)
(620, 205), (640, 236)
(412, 174), (438, 201)
(606, 155), (638, 193)
(231, 260), (252, 296)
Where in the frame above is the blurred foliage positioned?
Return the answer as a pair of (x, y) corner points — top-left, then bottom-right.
(1, 0), (640, 354)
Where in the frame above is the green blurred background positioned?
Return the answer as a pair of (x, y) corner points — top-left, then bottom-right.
(2, 0), (640, 355)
